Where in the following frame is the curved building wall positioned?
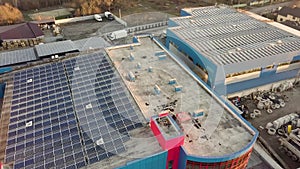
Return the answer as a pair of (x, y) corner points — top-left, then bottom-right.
(178, 146), (254, 169)
(166, 29), (217, 86)
(166, 30), (300, 94)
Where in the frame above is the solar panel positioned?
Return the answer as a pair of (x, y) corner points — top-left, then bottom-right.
(63, 51), (143, 165)
(5, 50), (144, 168)
(0, 48), (37, 67)
(5, 62), (86, 169)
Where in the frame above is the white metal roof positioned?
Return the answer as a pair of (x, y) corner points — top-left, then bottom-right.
(169, 6), (300, 74)
(35, 40), (79, 57)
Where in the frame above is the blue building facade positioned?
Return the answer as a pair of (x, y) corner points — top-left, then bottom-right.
(165, 7), (300, 94)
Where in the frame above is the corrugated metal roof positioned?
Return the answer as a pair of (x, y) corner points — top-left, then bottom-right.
(0, 48), (37, 67)
(73, 37), (110, 51)
(168, 6), (300, 73)
(35, 40), (79, 57)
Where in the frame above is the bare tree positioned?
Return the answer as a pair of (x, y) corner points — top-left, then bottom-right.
(104, 0), (113, 11)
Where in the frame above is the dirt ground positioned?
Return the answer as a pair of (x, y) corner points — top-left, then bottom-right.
(59, 12), (172, 41)
(242, 84), (300, 169)
(59, 20), (120, 40)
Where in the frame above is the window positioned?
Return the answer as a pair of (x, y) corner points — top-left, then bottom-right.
(168, 160), (174, 169)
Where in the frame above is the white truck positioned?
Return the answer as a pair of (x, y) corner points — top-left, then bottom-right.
(94, 14), (102, 22)
(104, 11), (114, 21)
(108, 30), (128, 40)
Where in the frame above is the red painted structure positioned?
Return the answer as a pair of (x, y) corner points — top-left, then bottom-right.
(185, 148), (253, 169)
(150, 114), (184, 169)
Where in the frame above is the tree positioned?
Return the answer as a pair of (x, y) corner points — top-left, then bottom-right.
(75, 0), (102, 16)
(0, 3), (23, 25)
(104, 0), (113, 11)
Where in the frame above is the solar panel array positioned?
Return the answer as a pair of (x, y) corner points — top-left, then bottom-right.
(64, 52), (142, 164)
(169, 6), (300, 67)
(35, 40), (79, 58)
(0, 48), (37, 67)
(6, 63), (85, 169)
(5, 51), (143, 168)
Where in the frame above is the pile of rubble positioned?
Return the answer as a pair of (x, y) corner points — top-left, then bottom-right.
(0, 38), (43, 51)
(249, 91), (289, 119)
(265, 113), (300, 162)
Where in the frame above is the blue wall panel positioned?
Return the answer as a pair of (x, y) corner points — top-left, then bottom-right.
(116, 151), (168, 169)
(166, 29), (217, 86)
(168, 20), (180, 27)
(292, 54), (300, 61)
(260, 66), (277, 77)
(178, 146), (188, 169)
(180, 9), (192, 16)
(227, 68), (300, 93)
(0, 67), (12, 74)
(0, 83), (5, 98)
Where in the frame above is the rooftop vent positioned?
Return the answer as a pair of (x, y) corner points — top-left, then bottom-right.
(235, 47), (242, 52)
(227, 47), (242, 54)
(74, 66), (80, 71)
(190, 20), (196, 23)
(232, 24), (237, 28)
(154, 85), (161, 95)
(269, 43), (276, 47)
(277, 40), (283, 44)
(128, 71), (135, 82)
(203, 10), (208, 13)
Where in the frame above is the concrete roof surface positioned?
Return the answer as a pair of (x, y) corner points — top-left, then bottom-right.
(107, 37), (255, 157)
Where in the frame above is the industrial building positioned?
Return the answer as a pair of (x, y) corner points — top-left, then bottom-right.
(0, 34), (258, 169)
(166, 5), (300, 95)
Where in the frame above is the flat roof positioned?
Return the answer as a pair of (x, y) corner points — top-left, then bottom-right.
(106, 37), (255, 157)
(169, 6), (300, 74)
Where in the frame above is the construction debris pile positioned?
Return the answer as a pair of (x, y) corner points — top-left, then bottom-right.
(251, 91), (289, 118)
(265, 113), (300, 162)
(0, 38), (43, 51)
(229, 80), (299, 119)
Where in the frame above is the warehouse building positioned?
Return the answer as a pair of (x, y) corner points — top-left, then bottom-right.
(0, 22), (44, 50)
(0, 36), (258, 169)
(166, 5), (300, 95)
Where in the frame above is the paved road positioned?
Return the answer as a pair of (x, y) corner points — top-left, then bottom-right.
(249, 1), (295, 14)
